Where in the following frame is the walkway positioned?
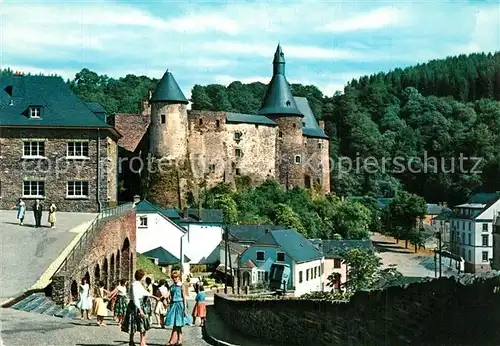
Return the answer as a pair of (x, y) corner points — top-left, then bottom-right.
(0, 210), (96, 302)
(0, 299), (210, 346)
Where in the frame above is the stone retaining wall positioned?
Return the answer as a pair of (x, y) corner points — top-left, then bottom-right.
(214, 274), (500, 345)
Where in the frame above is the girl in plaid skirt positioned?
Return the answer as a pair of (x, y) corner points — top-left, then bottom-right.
(121, 270), (159, 346)
(108, 279), (129, 327)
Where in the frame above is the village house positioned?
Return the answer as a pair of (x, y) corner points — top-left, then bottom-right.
(239, 228), (324, 296)
(0, 74), (120, 212)
(449, 192), (500, 273)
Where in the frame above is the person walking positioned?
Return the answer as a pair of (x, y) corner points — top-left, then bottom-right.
(48, 203), (57, 228)
(32, 199), (43, 228)
(76, 278), (93, 320)
(11, 198), (26, 225)
(165, 271), (191, 346)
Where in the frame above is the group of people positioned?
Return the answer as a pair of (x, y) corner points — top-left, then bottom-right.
(75, 270), (207, 346)
(12, 198), (57, 228)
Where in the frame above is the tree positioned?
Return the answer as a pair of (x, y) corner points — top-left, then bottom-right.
(269, 203), (307, 236)
(213, 195), (238, 225)
(341, 248), (381, 292)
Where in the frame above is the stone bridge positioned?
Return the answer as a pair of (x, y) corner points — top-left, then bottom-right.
(51, 203), (136, 305)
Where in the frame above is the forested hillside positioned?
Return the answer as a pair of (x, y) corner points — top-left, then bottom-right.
(3, 51), (500, 205)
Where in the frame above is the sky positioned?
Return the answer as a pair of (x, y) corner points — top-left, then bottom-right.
(1, 0), (499, 98)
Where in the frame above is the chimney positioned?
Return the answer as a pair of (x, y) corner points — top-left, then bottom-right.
(183, 206), (188, 219)
(318, 120), (325, 130)
(133, 195), (140, 204)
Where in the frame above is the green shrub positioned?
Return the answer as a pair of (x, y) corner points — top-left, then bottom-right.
(299, 291), (352, 301)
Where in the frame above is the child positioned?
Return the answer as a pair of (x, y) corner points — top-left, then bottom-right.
(191, 284), (207, 327)
(109, 279), (129, 327)
(76, 277), (92, 320)
(165, 271), (191, 346)
(92, 281), (111, 326)
(154, 279), (169, 328)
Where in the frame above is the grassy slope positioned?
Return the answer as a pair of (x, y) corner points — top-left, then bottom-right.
(136, 253), (169, 280)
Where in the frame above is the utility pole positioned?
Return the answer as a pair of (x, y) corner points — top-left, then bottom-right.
(224, 225), (229, 294)
(438, 231), (442, 277)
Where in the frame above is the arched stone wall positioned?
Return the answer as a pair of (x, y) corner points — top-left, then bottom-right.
(122, 238), (131, 284)
(103, 258), (109, 289)
(110, 254), (115, 286)
(116, 250), (121, 281)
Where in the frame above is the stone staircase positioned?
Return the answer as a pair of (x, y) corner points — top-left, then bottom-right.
(10, 292), (78, 319)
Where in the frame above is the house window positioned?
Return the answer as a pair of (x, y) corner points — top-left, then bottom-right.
(256, 251), (264, 261)
(482, 251), (489, 262)
(30, 107), (41, 118)
(67, 181), (89, 198)
(235, 148), (242, 158)
(299, 271), (303, 283)
(314, 267), (317, 278)
(23, 141), (45, 157)
(235, 168), (241, 176)
(306, 269), (309, 281)
(160, 114), (166, 124)
(482, 234), (488, 247)
(468, 222), (472, 231)
(216, 120), (220, 128)
(462, 232), (465, 244)
(483, 223), (488, 232)
(276, 252), (285, 262)
(199, 118), (203, 125)
(468, 233), (471, 245)
(294, 155), (301, 164)
(234, 132), (242, 140)
(334, 258), (341, 268)
(23, 181), (45, 198)
(139, 216), (148, 228)
(67, 141), (89, 158)
(208, 164), (216, 173)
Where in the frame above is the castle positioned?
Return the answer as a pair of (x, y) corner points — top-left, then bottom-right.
(114, 44), (330, 208)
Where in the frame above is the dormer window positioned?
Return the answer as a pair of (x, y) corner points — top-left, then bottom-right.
(30, 107), (41, 119)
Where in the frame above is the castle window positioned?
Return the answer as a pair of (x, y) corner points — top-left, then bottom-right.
(235, 148), (242, 158)
(23, 180), (45, 198)
(255, 124), (259, 129)
(234, 132), (242, 140)
(279, 131), (283, 138)
(29, 106), (41, 119)
(160, 114), (166, 124)
(216, 120), (220, 128)
(208, 164), (216, 173)
(199, 118), (203, 125)
(294, 155), (302, 164)
(318, 142), (323, 149)
(235, 168), (241, 176)
(292, 123), (296, 128)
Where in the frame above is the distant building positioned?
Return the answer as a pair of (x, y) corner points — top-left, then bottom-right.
(312, 239), (373, 291)
(142, 246), (191, 276)
(0, 75), (120, 212)
(239, 229), (324, 296)
(491, 215), (500, 270)
(449, 193), (500, 273)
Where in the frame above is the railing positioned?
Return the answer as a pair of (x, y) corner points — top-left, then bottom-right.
(51, 201), (135, 278)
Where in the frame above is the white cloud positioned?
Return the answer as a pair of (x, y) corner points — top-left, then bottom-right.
(318, 6), (409, 32)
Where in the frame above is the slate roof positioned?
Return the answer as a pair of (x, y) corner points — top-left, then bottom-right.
(0, 75), (118, 136)
(258, 45), (303, 117)
(226, 112), (277, 126)
(433, 208), (453, 221)
(320, 240), (374, 259)
(113, 113), (150, 152)
(135, 200), (182, 219)
(228, 224), (284, 242)
(85, 102), (106, 114)
(255, 229), (324, 263)
(452, 192), (500, 220)
(427, 203), (443, 215)
(294, 97), (328, 139)
(176, 208), (223, 224)
(142, 246), (190, 264)
(150, 70), (188, 104)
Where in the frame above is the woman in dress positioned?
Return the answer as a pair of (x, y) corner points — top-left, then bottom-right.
(165, 271), (191, 346)
(121, 270), (159, 346)
(11, 198), (25, 225)
(48, 203), (56, 228)
(76, 278), (93, 320)
(108, 279), (129, 327)
(92, 281), (111, 326)
(154, 279), (169, 328)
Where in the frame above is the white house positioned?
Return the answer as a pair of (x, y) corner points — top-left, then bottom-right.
(239, 229), (324, 296)
(135, 200), (190, 275)
(449, 193), (500, 273)
(174, 208), (223, 264)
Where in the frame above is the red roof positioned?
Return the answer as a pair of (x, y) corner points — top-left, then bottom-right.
(114, 113), (150, 152)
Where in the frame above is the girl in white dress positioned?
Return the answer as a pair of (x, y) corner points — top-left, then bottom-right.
(76, 278), (93, 320)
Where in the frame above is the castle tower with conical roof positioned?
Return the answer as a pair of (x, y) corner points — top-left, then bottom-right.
(259, 44), (305, 189)
(147, 69), (193, 208)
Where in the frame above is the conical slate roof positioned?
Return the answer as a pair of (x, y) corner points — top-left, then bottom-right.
(258, 44), (303, 117)
(150, 70), (189, 104)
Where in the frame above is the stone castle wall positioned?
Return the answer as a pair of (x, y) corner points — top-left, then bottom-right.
(52, 208), (136, 305)
(214, 274), (500, 345)
(149, 103), (189, 160)
(0, 128), (116, 212)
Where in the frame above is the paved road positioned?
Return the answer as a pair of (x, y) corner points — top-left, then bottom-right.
(0, 210), (96, 301)
(0, 299), (211, 346)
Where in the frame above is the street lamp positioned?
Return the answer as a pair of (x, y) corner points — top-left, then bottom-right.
(435, 231), (442, 277)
